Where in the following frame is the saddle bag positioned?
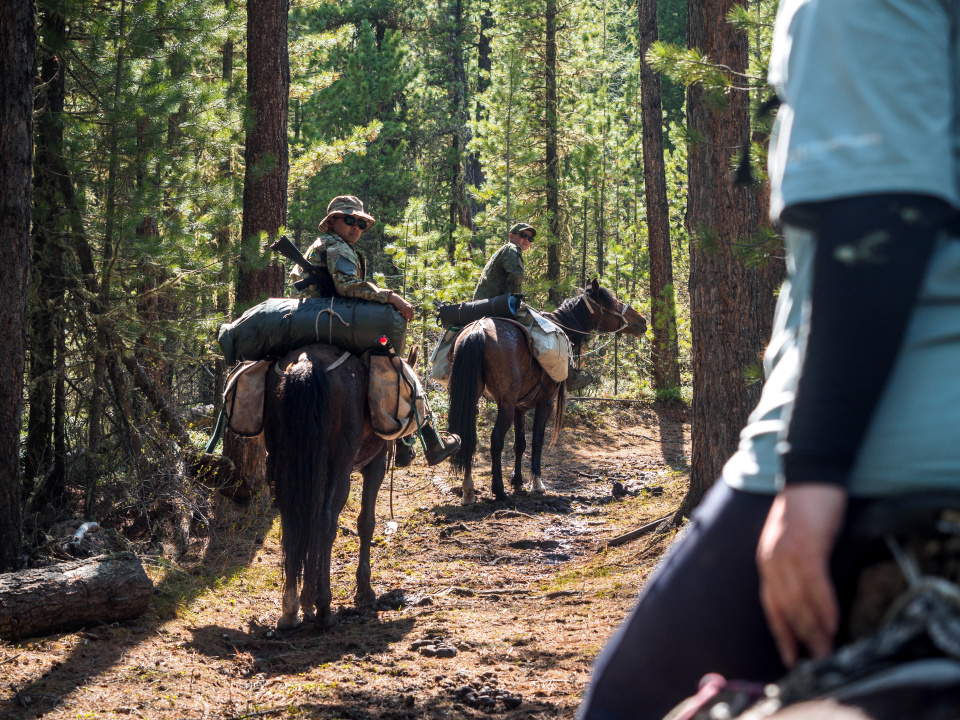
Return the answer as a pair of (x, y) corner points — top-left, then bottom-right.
(218, 297), (407, 366)
(428, 327), (460, 390)
(222, 359), (273, 436)
(526, 308), (572, 383)
(365, 351), (428, 441)
(435, 292), (521, 329)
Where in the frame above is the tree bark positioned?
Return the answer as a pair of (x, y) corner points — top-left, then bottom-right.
(226, 0), (290, 499)
(26, 7), (67, 500)
(639, 0), (682, 394)
(682, 0), (781, 514)
(0, 553), (153, 640)
(0, 0), (35, 572)
(545, 0), (562, 307)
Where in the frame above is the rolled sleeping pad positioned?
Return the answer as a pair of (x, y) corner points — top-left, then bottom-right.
(435, 292), (521, 329)
(218, 296), (407, 365)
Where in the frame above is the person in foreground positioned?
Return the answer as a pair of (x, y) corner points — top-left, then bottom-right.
(578, 1), (960, 718)
(292, 195), (460, 466)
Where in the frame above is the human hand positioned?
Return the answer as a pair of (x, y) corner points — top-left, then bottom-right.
(756, 483), (848, 667)
(390, 293), (415, 321)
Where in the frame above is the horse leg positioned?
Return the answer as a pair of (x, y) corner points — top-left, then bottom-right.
(315, 459), (353, 630)
(530, 396), (554, 494)
(489, 403), (514, 501)
(355, 448), (387, 607)
(511, 408), (527, 493)
(462, 465), (476, 505)
(278, 556), (302, 630)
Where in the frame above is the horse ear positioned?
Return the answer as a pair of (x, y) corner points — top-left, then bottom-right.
(590, 277), (600, 293)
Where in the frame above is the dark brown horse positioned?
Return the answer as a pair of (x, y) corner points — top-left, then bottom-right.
(262, 343), (389, 629)
(447, 279), (646, 505)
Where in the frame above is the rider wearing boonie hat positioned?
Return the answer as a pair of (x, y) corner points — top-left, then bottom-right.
(289, 194), (460, 466)
(291, 195), (398, 307)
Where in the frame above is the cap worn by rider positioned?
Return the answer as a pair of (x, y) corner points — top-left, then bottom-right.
(319, 195), (376, 231)
(510, 222), (536, 238)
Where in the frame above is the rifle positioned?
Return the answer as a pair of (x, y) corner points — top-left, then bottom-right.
(270, 235), (322, 292)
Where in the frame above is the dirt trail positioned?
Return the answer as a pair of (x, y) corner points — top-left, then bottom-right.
(1, 403), (690, 720)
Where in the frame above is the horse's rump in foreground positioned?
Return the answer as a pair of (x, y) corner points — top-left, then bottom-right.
(262, 343), (388, 630)
(447, 280), (646, 505)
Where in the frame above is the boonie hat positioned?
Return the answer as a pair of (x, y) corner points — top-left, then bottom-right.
(510, 222), (536, 238)
(319, 195), (376, 231)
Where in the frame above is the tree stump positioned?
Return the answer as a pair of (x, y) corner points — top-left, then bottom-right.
(0, 552), (153, 639)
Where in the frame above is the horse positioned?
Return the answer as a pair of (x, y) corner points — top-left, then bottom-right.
(262, 343), (389, 630)
(446, 279), (647, 505)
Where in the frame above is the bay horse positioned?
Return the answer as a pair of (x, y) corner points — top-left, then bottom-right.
(262, 343), (389, 630)
(447, 279), (646, 505)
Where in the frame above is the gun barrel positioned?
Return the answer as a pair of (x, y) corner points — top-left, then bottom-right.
(271, 235), (322, 289)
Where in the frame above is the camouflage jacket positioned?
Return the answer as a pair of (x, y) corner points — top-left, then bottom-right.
(290, 234), (393, 304)
(472, 242), (524, 301)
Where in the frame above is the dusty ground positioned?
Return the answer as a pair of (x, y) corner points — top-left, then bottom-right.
(0, 402), (690, 720)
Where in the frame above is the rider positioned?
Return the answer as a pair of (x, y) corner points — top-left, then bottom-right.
(292, 195), (461, 467)
(473, 223), (592, 392)
(579, 1), (960, 719)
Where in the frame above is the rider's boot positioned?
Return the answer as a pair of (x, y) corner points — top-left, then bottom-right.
(395, 439), (416, 467)
(420, 421), (461, 466)
(566, 366), (595, 392)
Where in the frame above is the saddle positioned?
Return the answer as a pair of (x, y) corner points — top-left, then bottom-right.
(428, 308), (572, 389)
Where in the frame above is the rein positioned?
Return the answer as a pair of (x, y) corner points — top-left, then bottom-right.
(547, 293), (634, 337)
(580, 294), (634, 334)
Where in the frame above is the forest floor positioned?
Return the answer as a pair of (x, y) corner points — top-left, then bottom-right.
(1, 401), (691, 720)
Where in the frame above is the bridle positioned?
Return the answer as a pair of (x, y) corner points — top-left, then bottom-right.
(580, 293), (634, 334)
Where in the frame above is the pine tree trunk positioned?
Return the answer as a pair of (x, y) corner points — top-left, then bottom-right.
(26, 8), (67, 499)
(228, 0), (290, 499)
(0, 0), (35, 571)
(639, 0), (682, 394)
(466, 6), (493, 248)
(682, 0), (780, 514)
(545, 0), (562, 307)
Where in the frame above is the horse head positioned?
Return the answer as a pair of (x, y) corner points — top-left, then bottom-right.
(582, 278), (647, 338)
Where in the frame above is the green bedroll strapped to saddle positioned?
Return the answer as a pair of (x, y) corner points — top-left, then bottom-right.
(218, 297), (407, 365)
(435, 292), (521, 329)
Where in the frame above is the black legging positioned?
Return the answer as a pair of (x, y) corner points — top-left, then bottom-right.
(578, 483), (881, 720)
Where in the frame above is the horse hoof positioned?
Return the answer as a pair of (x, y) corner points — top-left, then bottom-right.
(277, 615), (302, 631)
(495, 493), (508, 502)
(531, 477), (546, 494)
(461, 492), (476, 505)
(316, 612), (337, 630)
(355, 590), (377, 607)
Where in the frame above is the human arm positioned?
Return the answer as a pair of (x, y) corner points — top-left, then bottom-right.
(326, 241), (412, 319)
(501, 244), (525, 295)
(758, 194), (948, 666)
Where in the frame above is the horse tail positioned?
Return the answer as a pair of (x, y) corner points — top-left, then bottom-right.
(448, 325), (486, 478)
(549, 379), (567, 447)
(270, 356), (331, 587)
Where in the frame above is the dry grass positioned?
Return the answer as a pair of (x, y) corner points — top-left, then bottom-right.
(1, 402), (690, 720)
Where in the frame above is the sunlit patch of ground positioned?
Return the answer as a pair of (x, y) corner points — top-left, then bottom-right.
(1, 402), (690, 720)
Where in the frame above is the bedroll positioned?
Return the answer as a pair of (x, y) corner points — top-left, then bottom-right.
(218, 297), (407, 365)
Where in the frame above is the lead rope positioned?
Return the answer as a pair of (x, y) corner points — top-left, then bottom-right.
(388, 440), (396, 520)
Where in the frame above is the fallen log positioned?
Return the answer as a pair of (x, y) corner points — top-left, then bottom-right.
(596, 514), (673, 552)
(0, 552), (153, 640)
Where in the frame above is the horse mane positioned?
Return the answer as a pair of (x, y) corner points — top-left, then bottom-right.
(548, 285), (614, 348)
